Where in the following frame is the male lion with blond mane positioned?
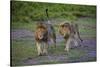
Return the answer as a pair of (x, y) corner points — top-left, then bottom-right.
(59, 22), (83, 52)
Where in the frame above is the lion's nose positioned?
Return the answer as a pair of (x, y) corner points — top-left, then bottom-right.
(39, 35), (43, 39)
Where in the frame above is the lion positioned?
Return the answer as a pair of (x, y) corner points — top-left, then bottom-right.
(34, 22), (56, 56)
(59, 22), (83, 52)
(46, 20), (56, 47)
(35, 22), (48, 56)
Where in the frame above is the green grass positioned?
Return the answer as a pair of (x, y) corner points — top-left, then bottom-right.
(11, 40), (86, 66)
(67, 49), (86, 59)
(77, 17), (96, 25)
(12, 21), (37, 32)
(12, 17), (96, 38)
(11, 17), (96, 66)
(78, 17), (96, 38)
(11, 40), (37, 66)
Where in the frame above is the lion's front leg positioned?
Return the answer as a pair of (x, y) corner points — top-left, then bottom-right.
(36, 42), (42, 56)
(65, 37), (72, 52)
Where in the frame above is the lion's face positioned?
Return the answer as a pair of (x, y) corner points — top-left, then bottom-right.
(59, 23), (71, 38)
(35, 23), (48, 41)
(37, 28), (47, 40)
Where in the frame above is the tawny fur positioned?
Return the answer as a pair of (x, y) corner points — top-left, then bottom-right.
(34, 22), (56, 56)
(35, 23), (48, 56)
(59, 22), (82, 52)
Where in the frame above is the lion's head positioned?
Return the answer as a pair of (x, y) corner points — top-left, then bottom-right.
(59, 22), (71, 39)
(35, 22), (48, 42)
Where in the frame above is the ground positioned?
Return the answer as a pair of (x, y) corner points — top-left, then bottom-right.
(11, 17), (96, 66)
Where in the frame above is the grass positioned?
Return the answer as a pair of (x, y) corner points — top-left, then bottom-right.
(11, 17), (96, 66)
(11, 40), (96, 66)
(11, 40), (86, 66)
(11, 21), (37, 32)
(11, 17), (96, 34)
(11, 17), (96, 39)
(11, 40), (37, 66)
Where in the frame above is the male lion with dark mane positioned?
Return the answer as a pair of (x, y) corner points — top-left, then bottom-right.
(35, 22), (48, 56)
(59, 22), (83, 52)
(35, 22), (56, 56)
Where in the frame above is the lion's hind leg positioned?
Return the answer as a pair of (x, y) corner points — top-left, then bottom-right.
(42, 42), (48, 55)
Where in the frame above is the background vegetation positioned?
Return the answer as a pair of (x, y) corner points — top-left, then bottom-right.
(11, 1), (96, 23)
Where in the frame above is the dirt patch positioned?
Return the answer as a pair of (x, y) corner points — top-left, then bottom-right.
(11, 29), (96, 65)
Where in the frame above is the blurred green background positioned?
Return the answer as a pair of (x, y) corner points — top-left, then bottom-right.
(11, 1), (96, 22)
